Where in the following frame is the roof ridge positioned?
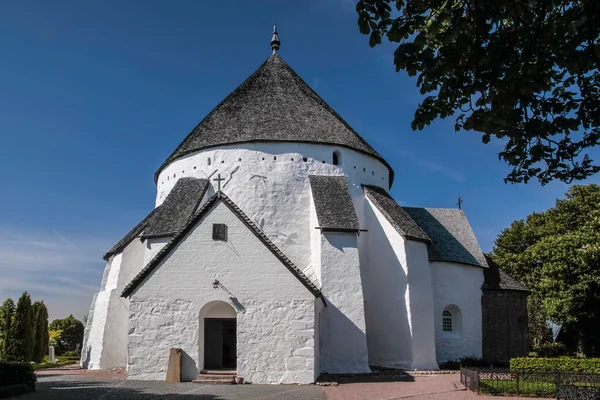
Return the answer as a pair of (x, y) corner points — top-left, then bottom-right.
(121, 192), (324, 302)
(363, 185), (431, 243)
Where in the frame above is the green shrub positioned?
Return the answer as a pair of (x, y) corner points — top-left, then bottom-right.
(459, 356), (490, 368)
(439, 360), (460, 370)
(0, 362), (36, 390)
(532, 342), (568, 358)
(510, 357), (600, 374)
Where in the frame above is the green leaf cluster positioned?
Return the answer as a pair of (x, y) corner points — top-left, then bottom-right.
(0, 295), (50, 362)
(490, 184), (600, 353)
(32, 302), (48, 363)
(510, 357), (600, 374)
(356, 0), (600, 185)
(4, 293), (34, 362)
(49, 315), (84, 355)
(0, 299), (15, 360)
(0, 361), (36, 390)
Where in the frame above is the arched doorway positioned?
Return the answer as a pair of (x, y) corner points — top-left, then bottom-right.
(199, 301), (237, 371)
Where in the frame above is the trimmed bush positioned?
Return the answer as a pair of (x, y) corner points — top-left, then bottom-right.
(0, 384), (32, 398)
(459, 356), (490, 368)
(510, 357), (600, 374)
(439, 360), (460, 370)
(532, 342), (568, 358)
(0, 362), (36, 390)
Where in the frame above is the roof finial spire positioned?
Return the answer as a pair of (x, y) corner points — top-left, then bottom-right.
(270, 25), (280, 54)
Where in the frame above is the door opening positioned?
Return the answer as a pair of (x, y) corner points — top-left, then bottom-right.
(204, 318), (236, 370)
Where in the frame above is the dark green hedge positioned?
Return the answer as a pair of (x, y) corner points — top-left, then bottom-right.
(510, 357), (600, 374)
(0, 384), (33, 398)
(0, 362), (36, 390)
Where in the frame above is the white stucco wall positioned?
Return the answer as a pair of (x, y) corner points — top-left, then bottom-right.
(155, 143), (390, 273)
(104, 253), (122, 291)
(362, 198), (413, 368)
(127, 201), (317, 384)
(143, 237), (170, 267)
(83, 237), (146, 370)
(404, 241), (438, 370)
(430, 261), (484, 363)
(318, 232), (370, 374)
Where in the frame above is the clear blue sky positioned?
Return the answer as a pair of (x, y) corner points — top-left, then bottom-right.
(1, 0), (598, 320)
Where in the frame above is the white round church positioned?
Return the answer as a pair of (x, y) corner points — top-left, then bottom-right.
(81, 28), (529, 384)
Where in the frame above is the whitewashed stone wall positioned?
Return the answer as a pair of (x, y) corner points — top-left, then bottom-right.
(143, 237), (170, 266)
(318, 232), (370, 374)
(127, 201), (316, 383)
(404, 240), (438, 370)
(362, 198), (413, 368)
(82, 234), (145, 370)
(155, 143), (390, 272)
(431, 261), (484, 363)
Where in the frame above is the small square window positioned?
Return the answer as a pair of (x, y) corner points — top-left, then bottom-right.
(212, 224), (227, 241)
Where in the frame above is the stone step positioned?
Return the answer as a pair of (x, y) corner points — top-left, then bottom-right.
(193, 375), (236, 384)
(200, 369), (237, 376)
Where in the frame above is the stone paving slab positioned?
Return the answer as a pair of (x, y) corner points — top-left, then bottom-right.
(322, 373), (534, 400)
(24, 375), (325, 400)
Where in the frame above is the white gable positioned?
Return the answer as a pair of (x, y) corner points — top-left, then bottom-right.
(127, 200), (316, 383)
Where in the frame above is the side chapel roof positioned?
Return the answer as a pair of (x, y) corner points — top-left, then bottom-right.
(403, 207), (489, 268)
(121, 192), (324, 303)
(103, 178), (209, 260)
(309, 175), (360, 232)
(363, 185), (431, 242)
(154, 43), (394, 185)
(482, 255), (530, 292)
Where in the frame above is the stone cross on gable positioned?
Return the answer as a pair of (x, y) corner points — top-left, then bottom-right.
(457, 196), (463, 210)
(213, 174), (225, 195)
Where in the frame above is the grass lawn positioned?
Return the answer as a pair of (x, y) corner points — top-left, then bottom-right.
(33, 355), (80, 370)
(480, 379), (556, 397)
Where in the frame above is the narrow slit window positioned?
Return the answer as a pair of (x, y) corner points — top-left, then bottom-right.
(333, 151), (341, 166)
(208, 158), (211, 166)
(442, 310), (452, 332)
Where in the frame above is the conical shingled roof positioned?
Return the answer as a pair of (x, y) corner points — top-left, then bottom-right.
(155, 53), (394, 185)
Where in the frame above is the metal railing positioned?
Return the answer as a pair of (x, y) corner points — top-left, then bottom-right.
(459, 367), (600, 399)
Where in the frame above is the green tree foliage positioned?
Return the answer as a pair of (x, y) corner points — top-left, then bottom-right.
(49, 315), (83, 355)
(356, 0), (600, 185)
(32, 302), (49, 363)
(5, 293), (34, 362)
(490, 184), (600, 355)
(0, 299), (15, 360)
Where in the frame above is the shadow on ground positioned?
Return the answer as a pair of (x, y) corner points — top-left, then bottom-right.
(25, 377), (325, 400)
(318, 368), (415, 384)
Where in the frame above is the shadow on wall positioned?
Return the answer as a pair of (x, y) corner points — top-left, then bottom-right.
(362, 202), (413, 368)
(181, 350), (198, 382)
(81, 346), (92, 369)
(319, 300), (368, 374)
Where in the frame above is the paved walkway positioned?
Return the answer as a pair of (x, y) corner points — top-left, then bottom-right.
(29, 373), (325, 400)
(30, 368), (535, 399)
(323, 373), (533, 400)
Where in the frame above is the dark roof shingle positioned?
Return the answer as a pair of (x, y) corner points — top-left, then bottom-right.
(363, 185), (430, 242)
(309, 175), (360, 232)
(155, 53), (393, 185)
(403, 207), (488, 268)
(121, 193), (324, 302)
(482, 255), (530, 292)
(103, 178), (209, 259)
(143, 178), (209, 238)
